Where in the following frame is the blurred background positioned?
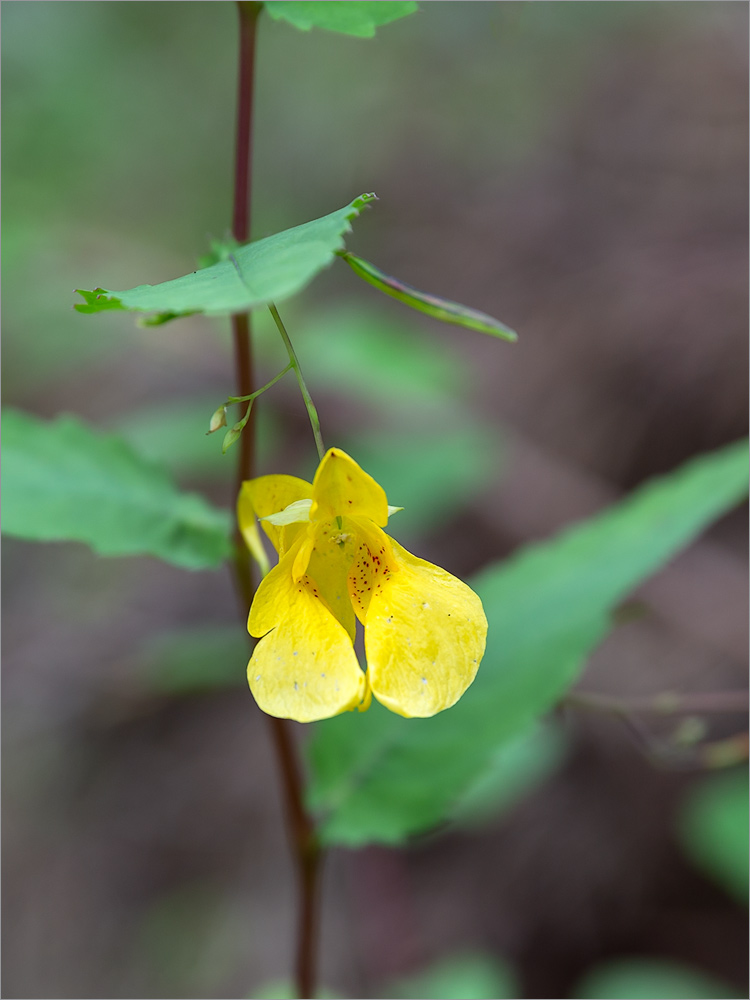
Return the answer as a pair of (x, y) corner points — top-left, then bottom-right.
(2, 3), (747, 998)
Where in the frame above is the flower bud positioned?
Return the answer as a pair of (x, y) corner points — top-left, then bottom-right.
(207, 405), (227, 435)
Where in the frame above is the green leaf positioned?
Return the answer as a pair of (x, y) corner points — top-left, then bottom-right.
(450, 723), (566, 826)
(308, 439), (749, 846)
(341, 252), (517, 341)
(571, 958), (742, 999)
(387, 954), (518, 1000)
(678, 768), (749, 904)
(75, 194), (376, 325)
(264, 1), (418, 37)
(2, 409), (231, 570)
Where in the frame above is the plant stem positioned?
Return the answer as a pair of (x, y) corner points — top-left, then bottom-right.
(268, 302), (327, 461)
(267, 719), (323, 1000)
(227, 361), (293, 404)
(231, 0), (261, 498)
(230, 6), (322, 1000)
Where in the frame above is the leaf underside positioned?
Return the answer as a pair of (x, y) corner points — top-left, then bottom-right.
(264, 1), (418, 38)
(342, 252), (517, 341)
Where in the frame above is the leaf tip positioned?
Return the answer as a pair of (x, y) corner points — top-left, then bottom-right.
(73, 287), (123, 314)
(353, 192), (378, 211)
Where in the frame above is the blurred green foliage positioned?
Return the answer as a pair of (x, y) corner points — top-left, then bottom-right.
(3, 409), (231, 569)
(571, 957), (742, 1000)
(387, 953), (518, 1000)
(286, 304), (471, 408)
(678, 767), (749, 906)
(251, 952), (517, 1000)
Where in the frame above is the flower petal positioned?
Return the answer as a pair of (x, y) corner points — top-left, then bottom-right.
(248, 542), (300, 637)
(239, 474), (312, 556)
(305, 520), (359, 642)
(247, 546), (366, 722)
(247, 538), (366, 721)
(346, 518), (399, 625)
(310, 448), (389, 526)
(364, 539), (487, 718)
(236, 503), (270, 577)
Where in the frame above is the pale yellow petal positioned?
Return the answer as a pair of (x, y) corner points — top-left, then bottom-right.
(262, 498), (313, 526)
(364, 539), (487, 718)
(247, 576), (366, 724)
(239, 474), (313, 555)
(310, 448), (389, 526)
(236, 498), (270, 577)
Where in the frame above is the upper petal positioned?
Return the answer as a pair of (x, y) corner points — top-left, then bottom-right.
(364, 539), (487, 718)
(310, 448), (389, 527)
(238, 474), (313, 556)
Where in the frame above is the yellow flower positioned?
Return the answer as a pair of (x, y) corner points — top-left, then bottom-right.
(238, 448), (487, 723)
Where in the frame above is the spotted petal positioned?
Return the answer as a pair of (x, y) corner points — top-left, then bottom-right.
(364, 539), (487, 718)
(346, 518), (398, 625)
(248, 542), (366, 722)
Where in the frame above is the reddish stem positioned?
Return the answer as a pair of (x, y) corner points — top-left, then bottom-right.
(231, 1), (260, 496)
(231, 5), (322, 998)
